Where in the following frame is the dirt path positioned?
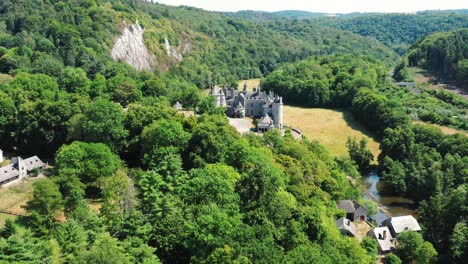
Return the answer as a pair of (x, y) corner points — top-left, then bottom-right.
(410, 67), (468, 98)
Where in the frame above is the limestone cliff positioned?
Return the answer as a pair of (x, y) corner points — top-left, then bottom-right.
(164, 38), (183, 62)
(111, 21), (156, 71)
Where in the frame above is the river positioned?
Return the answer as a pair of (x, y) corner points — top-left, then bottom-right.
(364, 172), (417, 226)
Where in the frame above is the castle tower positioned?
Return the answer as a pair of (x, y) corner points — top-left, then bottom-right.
(220, 90), (226, 106)
(272, 96), (283, 130)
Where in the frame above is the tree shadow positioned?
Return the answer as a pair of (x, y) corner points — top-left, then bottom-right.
(341, 109), (380, 143)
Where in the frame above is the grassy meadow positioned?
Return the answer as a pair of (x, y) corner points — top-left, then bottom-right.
(283, 106), (380, 160)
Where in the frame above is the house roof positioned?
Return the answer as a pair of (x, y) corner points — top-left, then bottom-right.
(23, 156), (45, 172)
(371, 226), (395, 252)
(383, 215), (421, 234)
(336, 217), (357, 236)
(337, 200), (364, 213)
(173, 101), (182, 108)
(0, 164), (20, 183)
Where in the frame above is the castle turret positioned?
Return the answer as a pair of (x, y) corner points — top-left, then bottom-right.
(272, 96), (283, 130)
(220, 90), (226, 106)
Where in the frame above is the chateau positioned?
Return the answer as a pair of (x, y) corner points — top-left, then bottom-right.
(210, 83), (284, 132)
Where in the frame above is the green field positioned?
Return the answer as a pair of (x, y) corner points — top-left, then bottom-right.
(283, 106), (380, 160)
(0, 180), (35, 227)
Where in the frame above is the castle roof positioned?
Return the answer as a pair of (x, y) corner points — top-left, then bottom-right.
(258, 113), (274, 127)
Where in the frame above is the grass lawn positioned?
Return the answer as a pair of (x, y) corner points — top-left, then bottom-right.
(283, 106), (380, 160)
(0, 179), (36, 227)
(238, 79), (261, 91)
(413, 121), (467, 136)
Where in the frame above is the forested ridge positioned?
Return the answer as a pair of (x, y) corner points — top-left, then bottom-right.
(0, 0), (467, 263)
(317, 12), (468, 54)
(405, 28), (468, 84)
(261, 55), (468, 262)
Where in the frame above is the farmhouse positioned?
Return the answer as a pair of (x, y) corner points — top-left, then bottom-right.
(368, 226), (396, 253)
(382, 215), (421, 237)
(336, 217), (357, 237)
(0, 155), (45, 186)
(337, 200), (368, 222)
(210, 83), (283, 131)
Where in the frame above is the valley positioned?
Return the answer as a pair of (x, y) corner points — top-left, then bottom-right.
(0, 1), (466, 263)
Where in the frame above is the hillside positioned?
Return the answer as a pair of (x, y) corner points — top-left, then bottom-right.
(0, 0), (398, 89)
(317, 12), (468, 54)
(406, 28), (468, 85)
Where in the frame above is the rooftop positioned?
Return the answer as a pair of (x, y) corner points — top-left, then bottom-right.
(336, 217), (357, 236)
(371, 226), (395, 252)
(384, 215), (421, 234)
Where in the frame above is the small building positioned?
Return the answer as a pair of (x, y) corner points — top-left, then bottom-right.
(337, 200), (368, 222)
(257, 113), (275, 132)
(336, 217), (357, 237)
(0, 155), (45, 186)
(382, 215), (421, 237)
(368, 226), (396, 253)
(173, 101), (183, 111)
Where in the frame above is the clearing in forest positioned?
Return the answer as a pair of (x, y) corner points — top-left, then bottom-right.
(413, 121), (467, 136)
(283, 106), (380, 160)
(409, 67), (468, 98)
(237, 79), (261, 91)
(0, 179), (35, 226)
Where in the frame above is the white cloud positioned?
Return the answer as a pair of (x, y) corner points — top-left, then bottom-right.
(152, 0), (468, 13)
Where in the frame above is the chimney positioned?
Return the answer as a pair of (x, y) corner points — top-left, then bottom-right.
(347, 220), (350, 226)
(383, 230), (387, 240)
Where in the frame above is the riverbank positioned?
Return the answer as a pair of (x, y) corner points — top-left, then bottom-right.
(364, 172), (417, 226)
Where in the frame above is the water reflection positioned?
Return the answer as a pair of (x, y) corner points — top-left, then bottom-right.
(364, 172), (417, 226)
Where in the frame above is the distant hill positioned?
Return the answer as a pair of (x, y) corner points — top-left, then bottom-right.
(406, 28), (468, 84)
(317, 12), (468, 54)
(0, 0), (398, 88)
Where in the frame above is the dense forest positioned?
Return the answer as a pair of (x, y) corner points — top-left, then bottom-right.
(317, 12), (468, 54)
(405, 28), (468, 84)
(0, 0), (467, 263)
(261, 54), (468, 262)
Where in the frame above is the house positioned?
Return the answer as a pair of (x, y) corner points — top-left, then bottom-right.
(173, 101), (183, 111)
(337, 200), (368, 222)
(336, 217), (357, 237)
(210, 83), (283, 131)
(368, 226), (396, 253)
(382, 215), (421, 237)
(0, 155), (45, 186)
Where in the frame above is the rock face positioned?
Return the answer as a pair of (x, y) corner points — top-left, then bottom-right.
(164, 38), (183, 61)
(111, 21), (156, 71)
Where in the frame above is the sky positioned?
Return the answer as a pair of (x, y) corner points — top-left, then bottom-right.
(152, 0), (468, 14)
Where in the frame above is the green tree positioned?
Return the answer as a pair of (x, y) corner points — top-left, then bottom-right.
(141, 119), (190, 155)
(415, 241), (438, 264)
(450, 221), (468, 263)
(84, 233), (131, 264)
(55, 141), (122, 187)
(396, 231), (425, 263)
(59, 66), (91, 94)
(347, 137), (374, 172)
(67, 99), (128, 152)
(384, 253), (402, 264)
(25, 179), (63, 234)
